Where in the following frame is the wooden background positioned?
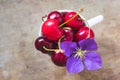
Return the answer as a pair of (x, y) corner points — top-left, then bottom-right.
(0, 0), (120, 80)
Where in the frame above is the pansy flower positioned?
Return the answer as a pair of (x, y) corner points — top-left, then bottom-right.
(60, 38), (102, 74)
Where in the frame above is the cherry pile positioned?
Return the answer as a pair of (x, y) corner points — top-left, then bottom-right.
(35, 9), (94, 67)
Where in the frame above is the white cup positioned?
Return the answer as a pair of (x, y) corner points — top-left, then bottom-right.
(39, 10), (104, 36)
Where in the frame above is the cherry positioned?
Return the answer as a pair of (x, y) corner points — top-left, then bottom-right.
(61, 12), (67, 17)
(51, 51), (67, 66)
(41, 19), (63, 41)
(61, 12), (67, 23)
(35, 37), (52, 53)
(41, 36), (67, 67)
(62, 27), (73, 41)
(64, 11), (84, 30)
(47, 11), (63, 24)
(51, 41), (59, 49)
(75, 26), (94, 42)
(51, 36), (67, 66)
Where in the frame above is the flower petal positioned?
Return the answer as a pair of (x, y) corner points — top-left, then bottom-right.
(66, 55), (84, 74)
(78, 38), (98, 51)
(60, 41), (77, 57)
(84, 52), (102, 70)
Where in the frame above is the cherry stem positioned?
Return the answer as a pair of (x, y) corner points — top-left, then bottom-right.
(43, 46), (57, 52)
(77, 18), (82, 21)
(59, 8), (84, 27)
(58, 36), (65, 50)
(42, 36), (65, 52)
(82, 19), (91, 39)
(42, 15), (47, 22)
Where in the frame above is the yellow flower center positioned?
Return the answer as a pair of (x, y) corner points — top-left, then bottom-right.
(74, 49), (85, 59)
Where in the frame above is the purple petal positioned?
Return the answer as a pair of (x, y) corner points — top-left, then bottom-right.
(84, 52), (102, 70)
(60, 41), (77, 57)
(78, 38), (98, 51)
(66, 55), (84, 74)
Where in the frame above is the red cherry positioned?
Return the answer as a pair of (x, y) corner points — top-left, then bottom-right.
(75, 26), (94, 42)
(62, 27), (73, 41)
(64, 12), (84, 30)
(51, 51), (67, 67)
(35, 37), (52, 53)
(41, 19), (63, 41)
(47, 11), (63, 24)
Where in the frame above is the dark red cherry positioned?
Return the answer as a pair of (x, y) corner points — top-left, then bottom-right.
(62, 27), (73, 41)
(64, 11), (84, 30)
(35, 37), (52, 53)
(51, 51), (67, 67)
(75, 26), (94, 42)
(41, 19), (63, 41)
(47, 11), (63, 24)
(61, 12), (67, 17)
(51, 41), (58, 49)
(61, 12), (67, 22)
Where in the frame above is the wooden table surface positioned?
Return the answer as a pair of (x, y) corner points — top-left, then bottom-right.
(0, 0), (120, 80)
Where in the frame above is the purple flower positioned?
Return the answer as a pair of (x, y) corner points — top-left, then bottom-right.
(60, 38), (102, 74)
